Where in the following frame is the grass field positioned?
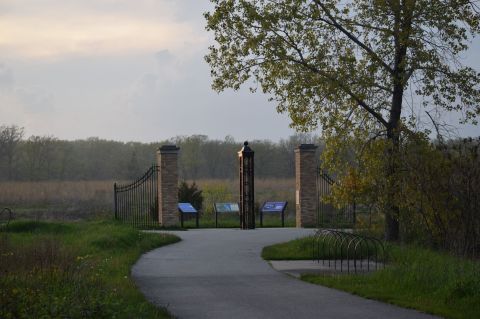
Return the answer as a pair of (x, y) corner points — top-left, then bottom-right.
(262, 237), (480, 319)
(0, 179), (296, 222)
(0, 219), (180, 318)
(0, 181), (113, 220)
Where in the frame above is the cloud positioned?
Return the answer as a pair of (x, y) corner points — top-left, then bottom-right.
(16, 87), (55, 113)
(0, 1), (294, 142)
(0, 16), (205, 60)
(0, 64), (55, 115)
(0, 64), (14, 91)
(155, 50), (173, 65)
(0, 1), (208, 60)
(0, 86), (55, 133)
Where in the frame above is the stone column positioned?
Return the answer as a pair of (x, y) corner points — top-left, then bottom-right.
(295, 144), (318, 227)
(157, 145), (180, 227)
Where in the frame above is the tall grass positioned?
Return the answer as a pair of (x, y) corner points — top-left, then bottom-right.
(0, 181), (113, 220)
(0, 181), (113, 204)
(0, 220), (179, 318)
(0, 178), (296, 221)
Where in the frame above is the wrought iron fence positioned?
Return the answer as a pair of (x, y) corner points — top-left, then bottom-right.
(312, 229), (386, 273)
(317, 167), (356, 227)
(114, 164), (159, 228)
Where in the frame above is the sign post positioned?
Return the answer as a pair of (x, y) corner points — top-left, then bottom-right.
(178, 202), (199, 228)
(260, 201), (288, 227)
(213, 202), (240, 228)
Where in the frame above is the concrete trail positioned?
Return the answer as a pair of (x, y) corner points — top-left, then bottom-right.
(132, 228), (438, 319)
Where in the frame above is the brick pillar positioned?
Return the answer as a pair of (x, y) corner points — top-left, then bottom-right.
(295, 144), (318, 227)
(157, 145), (180, 227)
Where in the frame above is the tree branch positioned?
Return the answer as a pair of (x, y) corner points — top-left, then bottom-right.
(287, 53), (389, 128)
(312, 0), (395, 76)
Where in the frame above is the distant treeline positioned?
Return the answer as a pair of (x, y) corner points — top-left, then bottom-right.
(0, 125), (322, 181)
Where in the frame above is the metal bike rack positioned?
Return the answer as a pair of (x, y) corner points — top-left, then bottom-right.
(312, 229), (386, 273)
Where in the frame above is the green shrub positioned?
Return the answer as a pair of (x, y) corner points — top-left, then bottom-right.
(178, 181), (203, 211)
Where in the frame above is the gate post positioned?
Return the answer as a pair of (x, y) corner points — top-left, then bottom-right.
(157, 145), (180, 227)
(238, 141), (255, 229)
(295, 144), (318, 227)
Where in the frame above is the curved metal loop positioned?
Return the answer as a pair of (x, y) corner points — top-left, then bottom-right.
(312, 228), (386, 273)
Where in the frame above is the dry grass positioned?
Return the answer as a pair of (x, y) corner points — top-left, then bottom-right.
(0, 178), (296, 220)
(0, 181), (114, 220)
(0, 181), (113, 204)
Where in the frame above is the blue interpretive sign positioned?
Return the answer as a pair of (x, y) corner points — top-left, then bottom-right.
(261, 201), (288, 213)
(178, 203), (197, 214)
(214, 202), (241, 228)
(260, 201), (288, 227)
(178, 202), (199, 228)
(214, 203), (240, 213)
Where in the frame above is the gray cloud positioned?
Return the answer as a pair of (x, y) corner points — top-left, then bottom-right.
(155, 50), (173, 65)
(0, 63), (55, 114)
(0, 64), (14, 91)
(16, 87), (55, 113)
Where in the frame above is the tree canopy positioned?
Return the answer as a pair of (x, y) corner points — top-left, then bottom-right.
(205, 0), (480, 240)
(205, 0), (480, 134)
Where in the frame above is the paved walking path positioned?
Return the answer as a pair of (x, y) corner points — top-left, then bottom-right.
(132, 228), (438, 319)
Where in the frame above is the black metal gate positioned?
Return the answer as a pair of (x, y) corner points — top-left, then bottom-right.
(114, 164), (159, 228)
(317, 167), (355, 227)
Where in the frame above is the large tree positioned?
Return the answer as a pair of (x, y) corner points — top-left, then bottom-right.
(205, 0), (480, 241)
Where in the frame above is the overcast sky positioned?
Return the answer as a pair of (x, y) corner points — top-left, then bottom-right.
(0, 0), (478, 142)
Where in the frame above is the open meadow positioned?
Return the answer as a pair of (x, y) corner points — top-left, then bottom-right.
(0, 179), (296, 223)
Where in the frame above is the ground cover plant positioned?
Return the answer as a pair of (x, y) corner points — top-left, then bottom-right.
(0, 220), (180, 318)
(262, 237), (480, 319)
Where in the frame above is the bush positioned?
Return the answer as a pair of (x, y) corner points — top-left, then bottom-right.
(178, 181), (203, 211)
(398, 137), (480, 256)
(323, 133), (480, 257)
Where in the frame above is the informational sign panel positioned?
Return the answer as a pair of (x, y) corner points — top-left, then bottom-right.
(260, 201), (288, 227)
(178, 203), (198, 214)
(214, 203), (240, 213)
(261, 201), (288, 213)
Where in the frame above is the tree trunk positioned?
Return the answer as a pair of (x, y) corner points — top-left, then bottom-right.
(385, 2), (411, 242)
(385, 202), (400, 241)
(385, 81), (403, 241)
(385, 129), (401, 241)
